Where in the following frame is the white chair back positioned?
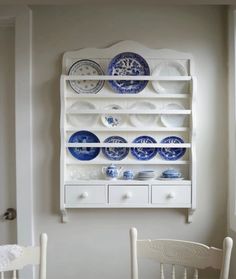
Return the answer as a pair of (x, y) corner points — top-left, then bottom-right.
(130, 228), (233, 279)
(0, 233), (47, 279)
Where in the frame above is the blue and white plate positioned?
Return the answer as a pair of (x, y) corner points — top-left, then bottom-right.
(131, 136), (157, 160)
(107, 52), (150, 94)
(68, 131), (100, 160)
(102, 136), (129, 160)
(68, 59), (104, 94)
(157, 136), (186, 161)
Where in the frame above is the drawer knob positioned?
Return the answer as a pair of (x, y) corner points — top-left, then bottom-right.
(80, 192), (89, 199)
(123, 192), (132, 199)
(167, 192), (175, 199)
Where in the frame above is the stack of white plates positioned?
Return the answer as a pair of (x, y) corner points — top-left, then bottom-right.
(137, 170), (156, 180)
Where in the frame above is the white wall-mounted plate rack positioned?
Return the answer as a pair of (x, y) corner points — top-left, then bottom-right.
(60, 40), (196, 223)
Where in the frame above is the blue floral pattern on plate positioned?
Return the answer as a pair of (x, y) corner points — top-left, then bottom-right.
(131, 136), (157, 160)
(102, 136), (129, 160)
(107, 52), (150, 93)
(68, 130), (100, 160)
(157, 136), (186, 161)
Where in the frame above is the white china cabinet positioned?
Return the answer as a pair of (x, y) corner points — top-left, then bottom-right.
(60, 41), (196, 223)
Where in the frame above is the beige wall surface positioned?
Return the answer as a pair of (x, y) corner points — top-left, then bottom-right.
(31, 5), (228, 279)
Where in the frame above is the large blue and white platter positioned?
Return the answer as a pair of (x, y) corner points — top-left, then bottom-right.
(131, 136), (157, 160)
(107, 52), (150, 93)
(68, 59), (104, 94)
(102, 136), (129, 160)
(157, 136), (186, 161)
(68, 131), (100, 160)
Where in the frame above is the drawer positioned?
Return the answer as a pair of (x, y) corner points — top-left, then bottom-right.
(109, 186), (149, 204)
(152, 186), (191, 206)
(65, 185), (107, 205)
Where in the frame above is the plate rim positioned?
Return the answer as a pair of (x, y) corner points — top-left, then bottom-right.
(107, 52), (150, 94)
(68, 59), (105, 94)
(102, 135), (129, 161)
(131, 135), (158, 161)
(68, 130), (100, 161)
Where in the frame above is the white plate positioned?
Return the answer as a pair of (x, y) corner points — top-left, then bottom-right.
(129, 101), (157, 127)
(157, 177), (184, 181)
(152, 61), (188, 94)
(101, 104), (125, 128)
(160, 103), (186, 127)
(67, 101), (97, 127)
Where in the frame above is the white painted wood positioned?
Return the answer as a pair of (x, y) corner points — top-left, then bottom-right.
(66, 127), (189, 132)
(171, 264), (175, 279)
(109, 186), (148, 204)
(193, 269), (198, 279)
(0, 5), (33, 279)
(65, 180), (191, 185)
(219, 237), (233, 279)
(130, 228), (233, 279)
(0, 5), (33, 246)
(0, 234), (47, 279)
(160, 263), (164, 279)
(228, 7), (236, 232)
(63, 74), (191, 81)
(65, 185), (107, 205)
(60, 41), (196, 218)
(66, 159), (190, 165)
(12, 270), (16, 279)
(66, 109), (191, 115)
(152, 186), (191, 205)
(66, 92), (190, 99)
(183, 267), (187, 279)
(66, 143), (191, 148)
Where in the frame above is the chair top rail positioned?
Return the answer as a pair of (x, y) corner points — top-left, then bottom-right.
(137, 239), (223, 269)
(0, 246), (40, 272)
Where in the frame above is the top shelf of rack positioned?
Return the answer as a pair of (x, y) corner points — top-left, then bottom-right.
(61, 75), (192, 81)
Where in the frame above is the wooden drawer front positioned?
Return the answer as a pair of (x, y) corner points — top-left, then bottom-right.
(109, 186), (149, 204)
(65, 186), (107, 204)
(152, 186), (191, 205)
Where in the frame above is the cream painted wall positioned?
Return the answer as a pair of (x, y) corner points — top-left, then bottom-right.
(31, 5), (228, 279)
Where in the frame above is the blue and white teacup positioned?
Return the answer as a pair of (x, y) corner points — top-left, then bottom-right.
(123, 170), (134, 180)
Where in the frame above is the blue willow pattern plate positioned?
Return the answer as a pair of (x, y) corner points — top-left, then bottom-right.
(102, 136), (129, 161)
(131, 136), (157, 160)
(107, 52), (150, 93)
(157, 136), (186, 161)
(68, 59), (104, 94)
(68, 131), (100, 161)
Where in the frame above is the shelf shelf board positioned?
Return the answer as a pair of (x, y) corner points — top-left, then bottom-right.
(64, 180), (191, 185)
(66, 109), (191, 115)
(65, 93), (190, 99)
(62, 74), (192, 81)
(66, 143), (191, 148)
(66, 159), (190, 165)
(65, 127), (189, 132)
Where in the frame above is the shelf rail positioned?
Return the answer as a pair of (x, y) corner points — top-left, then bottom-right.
(62, 74), (192, 81)
(66, 143), (191, 148)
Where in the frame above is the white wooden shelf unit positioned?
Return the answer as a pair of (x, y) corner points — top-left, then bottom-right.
(60, 40), (196, 223)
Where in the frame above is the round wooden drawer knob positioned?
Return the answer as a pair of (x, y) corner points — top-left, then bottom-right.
(80, 192), (89, 199)
(123, 192), (133, 199)
(167, 192), (175, 199)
